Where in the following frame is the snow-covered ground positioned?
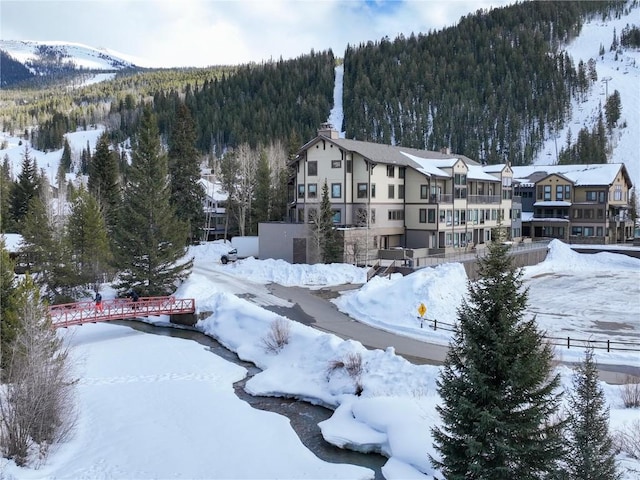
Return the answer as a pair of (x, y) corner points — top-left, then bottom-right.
(2, 239), (639, 479)
(531, 6), (640, 191)
(1, 6), (639, 478)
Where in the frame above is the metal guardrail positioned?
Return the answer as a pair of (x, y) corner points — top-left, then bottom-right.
(418, 317), (640, 353)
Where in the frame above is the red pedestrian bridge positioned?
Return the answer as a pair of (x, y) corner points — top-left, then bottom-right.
(48, 296), (196, 328)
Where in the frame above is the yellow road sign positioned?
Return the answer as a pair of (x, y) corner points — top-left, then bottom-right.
(418, 303), (426, 317)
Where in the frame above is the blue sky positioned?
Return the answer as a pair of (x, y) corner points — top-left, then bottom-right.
(0, 0), (512, 68)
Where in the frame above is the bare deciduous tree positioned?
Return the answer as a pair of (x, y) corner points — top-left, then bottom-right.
(0, 275), (77, 467)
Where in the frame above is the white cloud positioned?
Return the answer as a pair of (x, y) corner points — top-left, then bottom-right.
(1, 0), (514, 68)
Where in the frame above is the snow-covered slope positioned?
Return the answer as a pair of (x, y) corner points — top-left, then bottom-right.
(0, 39), (138, 72)
(532, 5), (640, 190)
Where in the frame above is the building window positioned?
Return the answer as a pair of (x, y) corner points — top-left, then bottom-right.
(556, 185), (564, 201)
(454, 186), (467, 199)
(371, 184), (376, 198)
(428, 209), (436, 223)
(308, 183), (317, 198)
(331, 183), (341, 198)
(346, 160), (352, 173)
(332, 210), (341, 223)
(388, 209), (404, 220)
(454, 173), (467, 185)
(331, 160), (341, 168)
(565, 185), (571, 199)
(614, 185), (622, 201)
(399, 167), (405, 179)
(544, 185), (551, 201)
(573, 209), (582, 219)
(586, 191), (597, 201)
(420, 185), (428, 199)
(572, 226), (582, 236)
(398, 185), (405, 199)
(297, 184), (305, 198)
(388, 185), (395, 199)
(584, 209), (594, 219)
(387, 165), (395, 177)
(419, 208), (427, 223)
(308, 161), (317, 176)
(584, 226), (594, 236)
(357, 183), (368, 198)
(307, 208), (317, 223)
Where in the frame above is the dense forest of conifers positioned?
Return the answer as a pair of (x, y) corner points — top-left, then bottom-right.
(342, 0), (628, 165)
(0, 0), (635, 166)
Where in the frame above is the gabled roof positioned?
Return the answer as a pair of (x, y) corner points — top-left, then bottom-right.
(399, 152), (452, 178)
(467, 165), (502, 182)
(296, 135), (480, 168)
(510, 163), (631, 187)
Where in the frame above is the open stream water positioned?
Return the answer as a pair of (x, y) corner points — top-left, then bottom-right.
(113, 320), (387, 479)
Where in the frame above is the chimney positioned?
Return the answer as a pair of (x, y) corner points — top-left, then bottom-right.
(318, 122), (339, 139)
(440, 146), (451, 155)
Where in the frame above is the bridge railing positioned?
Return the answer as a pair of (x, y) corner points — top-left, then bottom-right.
(49, 296), (195, 328)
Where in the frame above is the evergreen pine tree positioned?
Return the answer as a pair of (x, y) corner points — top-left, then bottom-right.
(168, 103), (205, 244)
(19, 196), (73, 301)
(218, 151), (240, 239)
(604, 90), (621, 132)
(253, 149), (271, 227)
(565, 347), (620, 480)
(318, 180), (341, 263)
(60, 137), (72, 172)
(431, 238), (565, 479)
(1, 155), (14, 232)
(66, 186), (113, 290)
(113, 106), (191, 296)
(88, 132), (121, 232)
(10, 145), (40, 231)
(0, 239), (18, 375)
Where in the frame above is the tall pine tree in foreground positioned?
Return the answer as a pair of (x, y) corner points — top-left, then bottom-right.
(431, 239), (565, 480)
(168, 103), (204, 244)
(113, 106), (191, 296)
(566, 347), (619, 480)
(88, 132), (121, 233)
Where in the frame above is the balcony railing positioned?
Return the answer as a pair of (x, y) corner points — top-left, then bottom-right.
(467, 195), (501, 204)
(429, 194), (453, 204)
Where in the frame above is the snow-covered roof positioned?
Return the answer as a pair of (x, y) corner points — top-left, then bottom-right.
(511, 164), (629, 187)
(399, 152), (451, 177)
(467, 165), (501, 182)
(199, 178), (228, 202)
(533, 201), (572, 207)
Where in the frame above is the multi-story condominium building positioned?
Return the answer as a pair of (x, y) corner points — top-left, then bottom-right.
(511, 164), (634, 244)
(288, 124), (515, 255)
(264, 124), (634, 263)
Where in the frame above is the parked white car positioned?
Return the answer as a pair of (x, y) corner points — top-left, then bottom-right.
(220, 248), (238, 264)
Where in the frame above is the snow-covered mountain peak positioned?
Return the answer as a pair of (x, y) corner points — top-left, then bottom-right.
(0, 39), (138, 72)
